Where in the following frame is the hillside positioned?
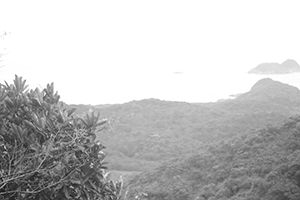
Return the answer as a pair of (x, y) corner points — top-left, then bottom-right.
(248, 59), (300, 74)
(237, 78), (300, 103)
(125, 115), (300, 199)
(217, 78), (300, 113)
(64, 78), (300, 172)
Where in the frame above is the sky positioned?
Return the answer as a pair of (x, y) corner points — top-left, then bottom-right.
(1, 0), (300, 104)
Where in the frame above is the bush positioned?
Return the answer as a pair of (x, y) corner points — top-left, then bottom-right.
(0, 75), (122, 199)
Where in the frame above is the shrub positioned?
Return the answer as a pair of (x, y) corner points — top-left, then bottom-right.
(0, 75), (122, 199)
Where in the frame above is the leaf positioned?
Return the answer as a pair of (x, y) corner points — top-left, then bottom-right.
(4, 99), (14, 109)
(0, 85), (7, 102)
(70, 178), (81, 185)
(11, 124), (21, 139)
(103, 171), (111, 181)
(32, 98), (41, 107)
(31, 113), (41, 128)
(24, 120), (36, 130)
(63, 186), (71, 199)
(97, 119), (107, 126)
(110, 181), (116, 192)
(57, 110), (66, 124)
(4, 80), (10, 88)
(38, 117), (46, 129)
(100, 162), (109, 166)
(13, 75), (28, 93)
(67, 108), (77, 117)
(14, 74), (20, 92)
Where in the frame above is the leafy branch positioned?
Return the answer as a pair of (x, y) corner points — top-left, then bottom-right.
(0, 75), (123, 199)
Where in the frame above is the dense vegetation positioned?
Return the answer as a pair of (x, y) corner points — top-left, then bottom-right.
(63, 78), (300, 199)
(125, 115), (300, 200)
(66, 78), (300, 172)
(0, 75), (122, 199)
(3, 75), (299, 199)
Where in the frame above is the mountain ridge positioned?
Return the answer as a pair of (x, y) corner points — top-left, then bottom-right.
(122, 79), (300, 199)
(64, 78), (300, 173)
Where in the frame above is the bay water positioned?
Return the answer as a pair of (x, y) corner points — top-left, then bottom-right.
(145, 72), (300, 103)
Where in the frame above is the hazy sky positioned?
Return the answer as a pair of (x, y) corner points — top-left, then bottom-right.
(1, 1), (300, 104)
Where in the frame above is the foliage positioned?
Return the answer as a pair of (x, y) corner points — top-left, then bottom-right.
(62, 78), (300, 199)
(125, 115), (300, 199)
(0, 75), (122, 199)
(66, 78), (300, 171)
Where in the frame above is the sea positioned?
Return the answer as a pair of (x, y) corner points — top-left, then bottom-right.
(146, 72), (300, 103)
(2, 66), (298, 105)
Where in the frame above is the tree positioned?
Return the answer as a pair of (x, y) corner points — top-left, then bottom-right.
(0, 75), (123, 199)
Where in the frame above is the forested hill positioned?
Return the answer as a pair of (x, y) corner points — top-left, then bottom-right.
(212, 78), (300, 119)
(63, 78), (300, 172)
(126, 115), (300, 200)
(236, 78), (300, 104)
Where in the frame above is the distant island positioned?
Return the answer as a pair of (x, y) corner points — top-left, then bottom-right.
(248, 59), (300, 74)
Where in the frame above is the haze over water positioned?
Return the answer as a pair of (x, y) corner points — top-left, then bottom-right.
(112, 71), (300, 104)
(1, 1), (300, 105)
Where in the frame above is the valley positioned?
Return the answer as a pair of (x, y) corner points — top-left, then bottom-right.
(65, 78), (300, 199)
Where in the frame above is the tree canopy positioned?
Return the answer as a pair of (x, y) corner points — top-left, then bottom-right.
(126, 115), (300, 200)
(0, 75), (122, 199)
(66, 79), (300, 171)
